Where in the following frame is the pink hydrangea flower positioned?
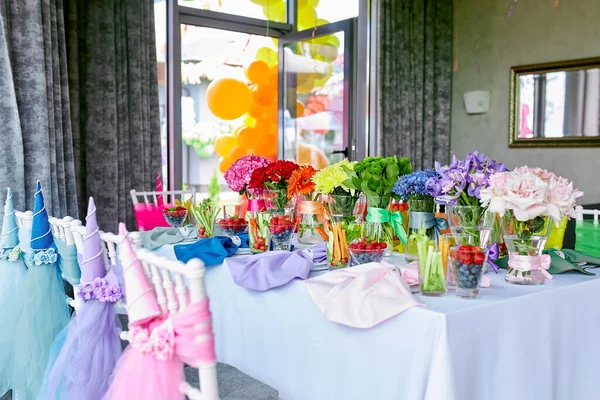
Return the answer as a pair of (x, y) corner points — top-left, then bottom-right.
(224, 155), (270, 194)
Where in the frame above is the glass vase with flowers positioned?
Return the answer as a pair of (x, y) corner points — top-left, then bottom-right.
(313, 159), (363, 269)
(426, 152), (508, 252)
(480, 166), (583, 285)
(393, 170), (440, 261)
(288, 165), (323, 245)
(224, 155), (271, 252)
(343, 156), (412, 256)
(248, 160), (299, 219)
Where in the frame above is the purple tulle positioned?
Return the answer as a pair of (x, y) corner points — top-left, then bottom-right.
(45, 300), (122, 400)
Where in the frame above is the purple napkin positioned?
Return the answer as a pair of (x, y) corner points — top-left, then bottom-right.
(227, 244), (327, 291)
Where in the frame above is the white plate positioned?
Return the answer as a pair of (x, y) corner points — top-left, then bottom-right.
(235, 247), (252, 255)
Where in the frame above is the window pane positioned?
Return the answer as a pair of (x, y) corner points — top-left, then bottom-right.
(181, 24), (279, 198)
(179, 0), (287, 22)
(298, 0), (358, 28)
(283, 31), (347, 170)
(154, 0), (168, 188)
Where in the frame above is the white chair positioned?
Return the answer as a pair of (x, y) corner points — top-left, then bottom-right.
(49, 216), (81, 308)
(71, 220), (131, 313)
(123, 249), (219, 400)
(130, 188), (196, 207)
(15, 210), (33, 229)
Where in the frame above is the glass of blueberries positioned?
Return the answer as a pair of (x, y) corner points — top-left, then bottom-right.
(269, 213), (296, 251)
(449, 243), (489, 299)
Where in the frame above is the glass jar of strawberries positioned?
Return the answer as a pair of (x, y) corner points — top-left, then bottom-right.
(449, 244), (488, 299)
(217, 216), (249, 237)
(269, 214), (295, 251)
(348, 238), (386, 265)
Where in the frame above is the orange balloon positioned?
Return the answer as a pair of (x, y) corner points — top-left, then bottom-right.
(265, 101), (278, 120)
(248, 103), (266, 119)
(214, 135), (237, 157)
(268, 65), (279, 87)
(255, 118), (275, 135)
(245, 60), (270, 85)
(252, 84), (276, 106)
(206, 78), (251, 120)
(236, 127), (260, 150)
(229, 146), (247, 162)
(296, 100), (305, 117)
(233, 126), (245, 137)
(219, 157), (232, 173)
(297, 142), (329, 170)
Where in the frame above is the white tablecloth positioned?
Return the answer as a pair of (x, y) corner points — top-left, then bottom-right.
(155, 244), (600, 400)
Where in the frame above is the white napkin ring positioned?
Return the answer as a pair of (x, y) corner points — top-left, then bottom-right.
(301, 248), (314, 261)
(231, 236), (242, 247)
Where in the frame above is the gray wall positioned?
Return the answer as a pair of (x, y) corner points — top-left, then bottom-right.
(451, 0), (600, 203)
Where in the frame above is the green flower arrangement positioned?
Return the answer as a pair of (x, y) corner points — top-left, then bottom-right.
(343, 156), (412, 208)
(312, 159), (357, 195)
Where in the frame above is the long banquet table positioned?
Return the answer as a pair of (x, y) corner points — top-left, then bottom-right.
(155, 243), (600, 400)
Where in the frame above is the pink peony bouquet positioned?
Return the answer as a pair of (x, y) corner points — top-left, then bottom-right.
(224, 155), (270, 195)
(479, 166), (583, 225)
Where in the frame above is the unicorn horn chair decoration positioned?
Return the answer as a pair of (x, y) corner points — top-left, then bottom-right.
(12, 181), (70, 399)
(0, 188), (28, 397)
(102, 224), (216, 400)
(41, 197), (123, 400)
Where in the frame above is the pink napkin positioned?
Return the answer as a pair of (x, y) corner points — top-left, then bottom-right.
(393, 260), (491, 288)
(306, 263), (424, 329)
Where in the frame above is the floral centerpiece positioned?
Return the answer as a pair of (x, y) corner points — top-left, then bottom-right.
(426, 152), (508, 247)
(249, 160), (299, 214)
(313, 159), (362, 269)
(343, 156), (412, 254)
(393, 170), (440, 261)
(287, 165), (323, 245)
(224, 155), (270, 197)
(480, 166), (583, 285)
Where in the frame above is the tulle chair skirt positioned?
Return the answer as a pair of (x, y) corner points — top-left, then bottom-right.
(0, 258), (28, 396)
(39, 301), (122, 400)
(12, 264), (70, 400)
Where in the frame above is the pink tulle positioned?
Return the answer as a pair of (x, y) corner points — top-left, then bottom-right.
(133, 203), (174, 231)
(103, 299), (216, 400)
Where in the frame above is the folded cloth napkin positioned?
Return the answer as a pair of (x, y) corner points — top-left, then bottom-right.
(227, 244), (327, 291)
(174, 234), (248, 266)
(495, 248), (600, 276)
(141, 225), (197, 250)
(387, 260), (491, 288)
(306, 262), (424, 329)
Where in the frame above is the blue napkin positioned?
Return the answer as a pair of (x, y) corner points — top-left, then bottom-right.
(174, 234), (248, 266)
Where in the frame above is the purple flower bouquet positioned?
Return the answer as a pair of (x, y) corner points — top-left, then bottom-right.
(427, 152), (508, 247)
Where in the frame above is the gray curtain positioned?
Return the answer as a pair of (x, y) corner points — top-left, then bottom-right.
(67, 0), (161, 231)
(379, 0), (453, 170)
(0, 0), (78, 217)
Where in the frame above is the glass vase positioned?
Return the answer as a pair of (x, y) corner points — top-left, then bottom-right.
(389, 199), (409, 253)
(297, 194), (325, 245)
(247, 211), (271, 253)
(415, 236), (446, 296)
(268, 213), (295, 251)
(324, 194), (363, 269)
(364, 195), (394, 256)
(405, 197), (436, 262)
(266, 189), (296, 218)
(545, 216), (568, 250)
(500, 211), (551, 285)
(446, 205), (494, 247)
(449, 244), (488, 299)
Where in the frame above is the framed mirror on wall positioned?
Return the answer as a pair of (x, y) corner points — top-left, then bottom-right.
(509, 57), (600, 148)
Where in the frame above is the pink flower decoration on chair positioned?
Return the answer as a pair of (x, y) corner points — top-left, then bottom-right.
(129, 319), (175, 361)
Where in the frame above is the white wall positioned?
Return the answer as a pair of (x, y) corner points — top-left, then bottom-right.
(451, 0), (600, 203)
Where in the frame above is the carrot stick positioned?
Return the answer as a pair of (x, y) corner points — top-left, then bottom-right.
(333, 225), (341, 261)
(315, 226), (329, 241)
(340, 228), (348, 259)
(440, 236), (448, 275)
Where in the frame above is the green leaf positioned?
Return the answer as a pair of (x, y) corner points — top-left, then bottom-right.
(342, 178), (358, 190)
(385, 162), (399, 181)
(361, 181), (377, 196)
(351, 177), (362, 189)
(397, 157), (413, 175)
